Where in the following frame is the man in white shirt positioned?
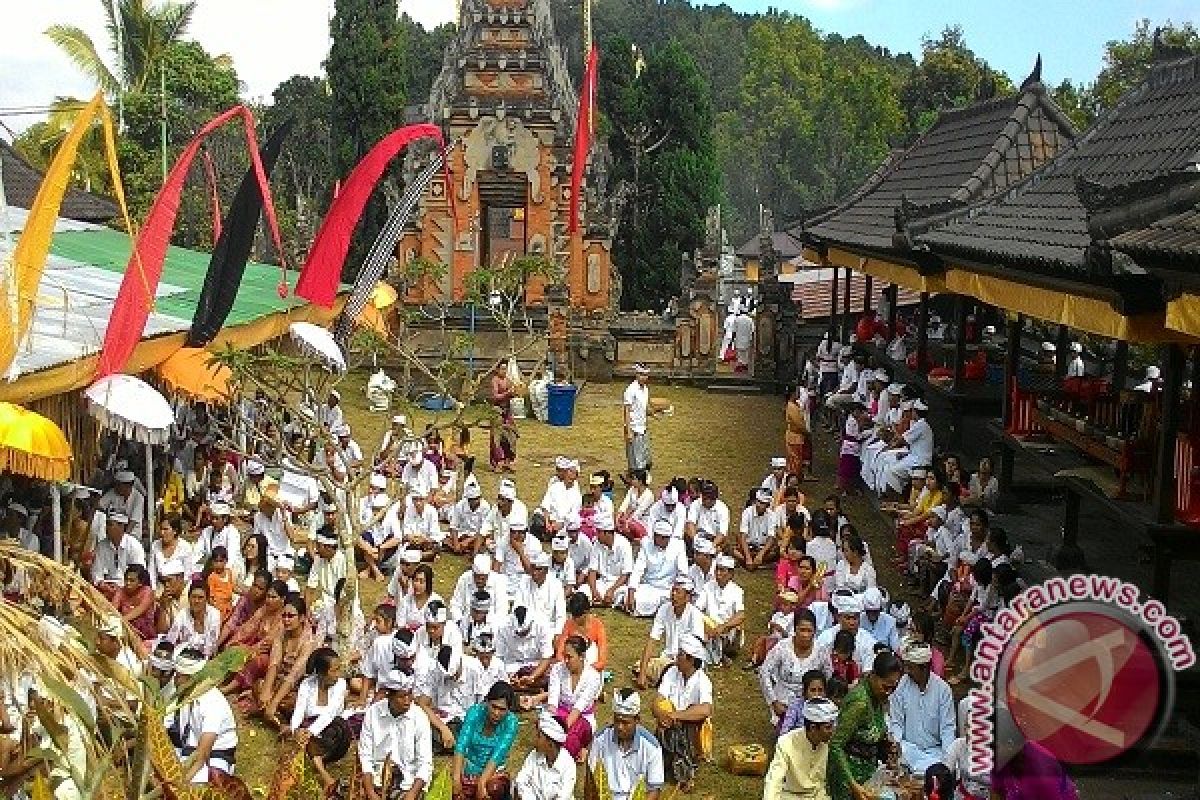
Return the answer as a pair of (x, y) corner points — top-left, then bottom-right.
(399, 448), (439, 497)
(588, 689), (666, 800)
(417, 643), (483, 753)
(624, 363), (652, 471)
(306, 526), (347, 618)
(623, 520), (688, 617)
(91, 511), (146, 599)
(883, 400), (936, 495)
(333, 423), (364, 474)
(647, 487), (686, 539)
(449, 553), (509, 626)
(761, 457), (788, 495)
(815, 593), (879, 673)
(493, 511), (542, 597)
(816, 332), (841, 395)
(517, 551), (567, 635)
(549, 534), (577, 590)
(635, 576), (706, 687)
(697, 555), (746, 666)
(861, 586), (901, 652)
(400, 489), (444, 552)
(320, 390), (344, 431)
(99, 469), (145, 539)
(684, 481), (730, 551)
(358, 670), (433, 799)
(448, 482), (490, 555)
(479, 480), (527, 555)
(1066, 341), (1086, 378)
(564, 513), (594, 577)
(193, 502), (243, 577)
(735, 488), (778, 570)
(536, 457), (583, 535)
(169, 648), (239, 784)
(687, 537), (717, 589)
(889, 641), (956, 775)
(5, 502), (37, 553)
(585, 516), (633, 608)
(496, 605), (554, 692)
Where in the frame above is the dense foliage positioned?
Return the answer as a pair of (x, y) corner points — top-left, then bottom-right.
(23, 1), (1200, 295)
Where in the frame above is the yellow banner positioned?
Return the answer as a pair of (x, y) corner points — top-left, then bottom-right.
(826, 247), (945, 293)
(1, 92), (136, 374)
(944, 267), (1189, 343)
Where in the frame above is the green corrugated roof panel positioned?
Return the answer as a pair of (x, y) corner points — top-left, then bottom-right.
(48, 227), (308, 325)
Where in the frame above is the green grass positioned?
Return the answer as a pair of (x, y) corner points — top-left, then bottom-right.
(235, 376), (899, 796)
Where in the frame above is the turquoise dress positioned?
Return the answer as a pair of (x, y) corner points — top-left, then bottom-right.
(454, 702), (519, 776)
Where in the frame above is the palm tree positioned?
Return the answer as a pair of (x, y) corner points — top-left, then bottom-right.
(45, 0), (197, 95)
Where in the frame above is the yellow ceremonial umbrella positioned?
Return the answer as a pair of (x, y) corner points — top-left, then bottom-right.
(371, 281), (399, 309)
(0, 402), (72, 481)
(157, 347), (233, 404)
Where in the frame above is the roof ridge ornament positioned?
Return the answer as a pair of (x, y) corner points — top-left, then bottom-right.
(1019, 54), (1044, 93)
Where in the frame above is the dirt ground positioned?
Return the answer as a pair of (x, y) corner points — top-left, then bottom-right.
(234, 374), (892, 797)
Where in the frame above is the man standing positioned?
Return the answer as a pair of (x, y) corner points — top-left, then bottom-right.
(588, 689), (666, 800)
(889, 641), (956, 775)
(624, 363), (652, 472)
(732, 308), (756, 373)
(763, 697), (840, 799)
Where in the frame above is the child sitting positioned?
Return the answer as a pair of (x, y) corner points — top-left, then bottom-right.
(204, 545), (236, 621)
(746, 590), (798, 669)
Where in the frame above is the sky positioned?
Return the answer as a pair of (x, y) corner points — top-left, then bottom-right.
(1, 0), (1197, 137)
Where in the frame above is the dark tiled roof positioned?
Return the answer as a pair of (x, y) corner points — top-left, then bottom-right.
(919, 57), (1200, 277)
(737, 230), (804, 259)
(1075, 172), (1200, 269)
(805, 69), (1076, 254)
(0, 140), (117, 223)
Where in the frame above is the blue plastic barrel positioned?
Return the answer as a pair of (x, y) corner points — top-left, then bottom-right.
(546, 383), (578, 426)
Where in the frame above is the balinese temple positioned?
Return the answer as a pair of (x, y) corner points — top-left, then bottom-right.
(398, 0), (616, 312)
(905, 52), (1200, 598)
(792, 59), (1078, 439)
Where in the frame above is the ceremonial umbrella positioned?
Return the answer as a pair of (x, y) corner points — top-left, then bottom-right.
(84, 374), (176, 538)
(0, 403), (71, 481)
(157, 347), (233, 404)
(289, 321), (347, 373)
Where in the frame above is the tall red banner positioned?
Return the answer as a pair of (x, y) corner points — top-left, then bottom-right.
(95, 105), (287, 379)
(295, 123), (445, 308)
(568, 46), (598, 234)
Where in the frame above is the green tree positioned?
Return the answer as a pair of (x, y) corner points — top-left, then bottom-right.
(603, 38), (720, 311)
(263, 75), (333, 265)
(1050, 78), (1095, 131)
(46, 0), (197, 95)
(118, 40), (242, 248)
(1090, 19), (1200, 113)
(900, 26), (1014, 132)
(326, 0), (409, 278)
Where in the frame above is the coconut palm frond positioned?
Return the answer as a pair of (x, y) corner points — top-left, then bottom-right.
(44, 24), (121, 95)
(157, 1), (197, 46)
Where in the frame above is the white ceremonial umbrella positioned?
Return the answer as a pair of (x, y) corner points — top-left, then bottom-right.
(85, 374), (175, 445)
(85, 374), (175, 536)
(289, 321), (347, 373)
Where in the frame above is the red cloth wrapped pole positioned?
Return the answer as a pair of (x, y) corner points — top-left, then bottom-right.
(295, 123), (444, 308)
(568, 46), (598, 234)
(95, 105), (286, 379)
